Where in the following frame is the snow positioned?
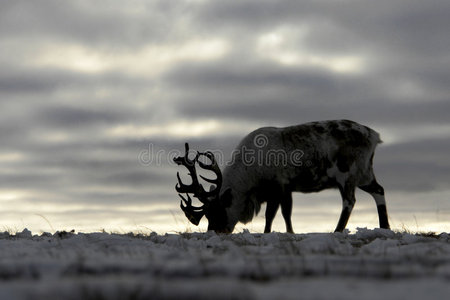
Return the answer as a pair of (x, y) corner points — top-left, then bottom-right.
(0, 228), (449, 300)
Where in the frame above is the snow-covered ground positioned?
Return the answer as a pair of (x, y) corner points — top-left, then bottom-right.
(0, 228), (449, 300)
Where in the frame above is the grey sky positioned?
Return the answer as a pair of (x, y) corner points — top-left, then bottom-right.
(1, 0), (449, 233)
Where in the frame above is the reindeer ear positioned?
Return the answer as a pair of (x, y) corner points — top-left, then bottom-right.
(220, 188), (232, 207)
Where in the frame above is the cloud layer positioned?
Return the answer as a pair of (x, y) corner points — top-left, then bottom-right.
(1, 0), (449, 233)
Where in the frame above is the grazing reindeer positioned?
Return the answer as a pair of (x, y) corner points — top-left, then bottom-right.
(175, 120), (390, 233)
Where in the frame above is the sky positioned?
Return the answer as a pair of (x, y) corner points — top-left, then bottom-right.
(1, 0), (449, 234)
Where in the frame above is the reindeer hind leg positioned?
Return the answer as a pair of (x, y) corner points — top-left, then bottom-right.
(359, 180), (390, 229)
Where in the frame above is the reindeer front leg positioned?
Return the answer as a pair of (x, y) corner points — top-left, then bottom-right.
(281, 193), (294, 233)
(264, 199), (279, 233)
(335, 185), (356, 232)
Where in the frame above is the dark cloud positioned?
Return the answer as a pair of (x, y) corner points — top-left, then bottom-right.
(0, 67), (87, 95)
(173, 76), (450, 126)
(195, 0), (450, 54)
(0, 65), (155, 96)
(376, 138), (450, 192)
(0, 0), (185, 47)
(101, 170), (169, 187)
(165, 61), (337, 93)
(37, 106), (126, 128)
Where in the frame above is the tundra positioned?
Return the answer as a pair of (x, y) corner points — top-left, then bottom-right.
(174, 120), (390, 233)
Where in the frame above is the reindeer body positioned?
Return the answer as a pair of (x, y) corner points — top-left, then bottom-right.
(220, 120), (389, 233)
(175, 120), (390, 233)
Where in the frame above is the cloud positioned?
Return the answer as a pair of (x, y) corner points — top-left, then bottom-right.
(0, 0), (181, 47)
(376, 137), (450, 192)
(37, 106), (125, 128)
(1, 0), (449, 232)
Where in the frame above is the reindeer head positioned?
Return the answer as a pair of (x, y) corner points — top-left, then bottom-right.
(174, 143), (232, 233)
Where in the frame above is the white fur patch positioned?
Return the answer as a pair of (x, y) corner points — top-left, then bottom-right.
(373, 193), (386, 206)
(326, 163), (348, 188)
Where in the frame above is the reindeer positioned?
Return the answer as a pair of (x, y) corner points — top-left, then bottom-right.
(174, 120), (390, 233)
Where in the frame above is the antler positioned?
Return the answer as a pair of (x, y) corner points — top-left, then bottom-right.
(179, 194), (204, 226)
(197, 150), (222, 198)
(174, 143), (206, 202)
(174, 143), (222, 203)
(174, 143), (223, 226)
